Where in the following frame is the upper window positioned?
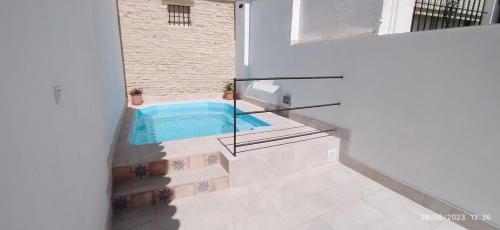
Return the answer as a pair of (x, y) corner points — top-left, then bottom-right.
(168, 5), (191, 26)
(411, 0), (487, 32)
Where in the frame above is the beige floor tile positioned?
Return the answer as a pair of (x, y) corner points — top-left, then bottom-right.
(154, 204), (186, 221)
(352, 174), (386, 195)
(319, 201), (385, 230)
(170, 192), (218, 212)
(287, 217), (336, 230)
(319, 184), (375, 209)
(362, 188), (444, 228)
(156, 218), (185, 230)
(113, 206), (155, 230)
(210, 184), (254, 203)
(325, 164), (365, 185)
(113, 222), (155, 230)
(432, 220), (467, 230)
(216, 209), (287, 230)
(238, 181), (303, 212)
(114, 163), (466, 230)
(366, 208), (439, 230)
(182, 199), (250, 229)
(274, 195), (333, 225)
(287, 172), (337, 196)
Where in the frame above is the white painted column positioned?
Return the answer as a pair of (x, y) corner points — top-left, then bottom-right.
(379, 0), (414, 35)
(235, 1), (250, 77)
(291, 0), (301, 44)
(244, 2), (250, 67)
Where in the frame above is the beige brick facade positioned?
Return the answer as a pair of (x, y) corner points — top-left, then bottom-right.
(118, 0), (235, 96)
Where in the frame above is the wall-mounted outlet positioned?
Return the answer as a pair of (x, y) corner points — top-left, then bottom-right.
(327, 149), (338, 162)
(283, 95), (291, 105)
(53, 85), (63, 106)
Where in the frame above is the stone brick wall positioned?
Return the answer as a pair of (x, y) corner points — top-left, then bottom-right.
(118, 0), (235, 96)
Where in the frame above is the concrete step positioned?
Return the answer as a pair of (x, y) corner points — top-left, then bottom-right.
(111, 165), (229, 211)
(112, 151), (225, 184)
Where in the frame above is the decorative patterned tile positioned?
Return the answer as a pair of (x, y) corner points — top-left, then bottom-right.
(157, 188), (174, 203)
(133, 164), (149, 179)
(206, 153), (220, 166)
(169, 158), (187, 172)
(196, 180), (211, 193)
(112, 196), (129, 211)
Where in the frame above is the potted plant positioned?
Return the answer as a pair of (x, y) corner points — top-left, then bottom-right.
(129, 88), (144, 105)
(223, 82), (234, 100)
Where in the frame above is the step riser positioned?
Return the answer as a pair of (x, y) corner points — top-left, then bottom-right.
(112, 152), (223, 184)
(112, 176), (228, 211)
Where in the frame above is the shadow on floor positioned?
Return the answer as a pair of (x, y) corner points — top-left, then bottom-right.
(115, 107), (169, 162)
(112, 107), (181, 230)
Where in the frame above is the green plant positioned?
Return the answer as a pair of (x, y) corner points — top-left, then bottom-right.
(129, 88), (143, 96)
(224, 82), (234, 92)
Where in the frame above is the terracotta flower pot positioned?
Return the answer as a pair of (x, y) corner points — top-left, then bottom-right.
(131, 94), (143, 105)
(223, 91), (234, 100)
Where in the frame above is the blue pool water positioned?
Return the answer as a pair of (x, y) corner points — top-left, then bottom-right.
(129, 102), (271, 145)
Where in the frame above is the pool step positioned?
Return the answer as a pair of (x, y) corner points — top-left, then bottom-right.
(111, 151), (229, 211)
(112, 165), (229, 210)
(112, 151), (224, 184)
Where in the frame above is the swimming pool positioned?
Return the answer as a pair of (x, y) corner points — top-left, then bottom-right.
(129, 102), (272, 145)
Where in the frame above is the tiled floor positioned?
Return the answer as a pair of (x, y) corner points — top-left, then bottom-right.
(113, 162), (465, 230)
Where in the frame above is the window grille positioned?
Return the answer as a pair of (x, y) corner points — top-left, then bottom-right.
(411, 0), (487, 32)
(168, 5), (191, 26)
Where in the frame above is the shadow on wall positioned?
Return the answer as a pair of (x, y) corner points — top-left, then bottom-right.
(111, 107), (181, 230)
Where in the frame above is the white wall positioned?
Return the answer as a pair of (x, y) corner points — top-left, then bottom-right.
(236, 1), (250, 78)
(0, 0), (125, 229)
(239, 0), (500, 226)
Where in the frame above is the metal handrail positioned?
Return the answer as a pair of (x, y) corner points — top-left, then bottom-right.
(232, 76), (343, 156)
(234, 76), (343, 81)
(236, 103), (341, 116)
(235, 129), (336, 148)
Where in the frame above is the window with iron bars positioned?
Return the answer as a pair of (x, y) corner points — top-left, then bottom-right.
(168, 5), (191, 26)
(411, 0), (487, 32)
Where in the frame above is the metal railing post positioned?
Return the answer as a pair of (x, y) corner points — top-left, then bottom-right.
(233, 78), (237, 157)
